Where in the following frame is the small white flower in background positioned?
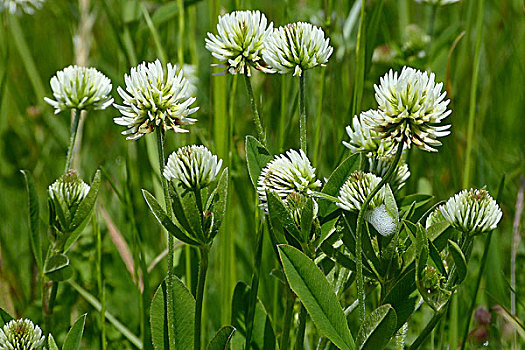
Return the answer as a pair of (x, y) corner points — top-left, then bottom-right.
(0, 318), (45, 350)
(343, 111), (395, 157)
(368, 156), (410, 192)
(0, 0), (44, 15)
(205, 10), (273, 75)
(48, 170), (90, 216)
(114, 60), (198, 141)
(257, 149), (321, 209)
(365, 66), (451, 152)
(337, 171), (384, 212)
(182, 64), (199, 96)
(164, 145), (222, 190)
(440, 188), (502, 234)
(415, 0), (460, 6)
(44, 65), (113, 114)
(263, 22), (333, 76)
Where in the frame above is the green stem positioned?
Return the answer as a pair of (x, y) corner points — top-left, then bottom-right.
(280, 290), (295, 350)
(295, 303), (307, 349)
(64, 108), (81, 172)
(177, 0), (184, 65)
(428, 5), (438, 39)
(351, 0), (366, 117)
(194, 245), (209, 350)
(43, 281), (58, 335)
(355, 142), (404, 322)
(244, 219), (264, 349)
(408, 303), (449, 350)
(278, 75), (287, 151)
(462, 0), (485, 188)
(313, 68), (325, 166)
(243, 73), (267, 147)
(155, 130), (176, 350)
(299, 72), (307, 153)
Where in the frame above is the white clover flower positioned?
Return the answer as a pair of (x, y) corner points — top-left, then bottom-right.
(425, 206), (446, 229)
(337, 171), (384, 212)
(415, 0), (460, 5)
(343, 111), (395, 157)
(0, 0), (44, 15)
(48, 170), (90, 217)
(113, 60), (198, 141)
(164, 145), (222, 190)
(440, 188), (502, 234)
(368, 156), (410, 192)
(257, 149), (321, 209)
(365, 66), (451, 152)
(0, 319), (45, 350)
(285, 192), (319, 229)
(44, 65), (113, 114)
(263, 22), (333, 76)
(205, 10), (273, 75)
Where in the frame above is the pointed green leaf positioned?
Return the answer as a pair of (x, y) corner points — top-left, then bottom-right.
(278, 244), (355, 350)
(208, 168), (229, 241)
(300, 196), (315, 242)
(44, 253), (72, 281)
(0, 307), (13, 326)
(245, 136), (272, 188)
(356, 304), (397, 350)
(448, 240), (467, 284)
(169, 184), (195, 235)
(382, 268), (418, 331)
(267, 190), (302, 243)
(21, 170), (43, 270)
(70, 170), (101, 232)
(318, 154), (361, 216)
(62, 314), (86, 350)
(142, 189), (200, 246)
(414, 223), (429, 278)
(48, 335), (59, 350)
(207, 326), (236, 350)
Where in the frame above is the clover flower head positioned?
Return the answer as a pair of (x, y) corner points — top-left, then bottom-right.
(415, 0), (460, 6)
(44, 65), (113, 114)
(343, 111), (395, 157)
(0, 319), (45, 350)
(285, 192), (319, 228)
(205, 10), (273, 75)
(337, 171), (384, 212)
(440, 188), (502, 234)
(263, 22), (333, 76)
(0, 0), (44, 15)
(257, 149), (321, 209)
(425, 206), (446, 229)
(114, 60), (198, 141)
(164, 145), (222, 190)
(48, 170), (90, 219)
(365, 66), (451, 152)
(368, 156), (410, 192)
(403, 24), (431, 54)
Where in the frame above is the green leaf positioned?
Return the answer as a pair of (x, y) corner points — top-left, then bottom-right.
(383, 184), (399, 235)
(318, 154), (361, 217)
(267, 190), (302, 243)
(414, 223), (429, 278)
(382, 268), (418, 331)
(48, 334), (59, 350)
(142, 189), (200, 246)
(21, 170), (43, 270)
(356, 304), (397, 350)
(44, 253), (72, 282)
(230, 282), (277, 350)
(150, 277), (195, 350)
(62, 314), (86, 350)
(0, 307), (13, 326)
(207, 326), (236, 350)
(208, 168), (229, 241)
(300, 196), (315, 242)
(278, 245), (355, 350)
(70, 170), (101, 232)
(399, 194), (433, 210)
(169, 185), (195, 235)
(245, 135), (272, 188)
(448, 240), (467, 284)
(180, 190), (205, 241)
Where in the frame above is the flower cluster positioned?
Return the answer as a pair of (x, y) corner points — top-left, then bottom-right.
(263, 22), (333, 76)
(205, 10), (273, 75)
(440, 188), (502, 234)
(114, 60), (198, 140)
(337, 171), (384, 212)
(343, 111), (395, 157)
(164, 145), (222, 190)
(364, 66), (451, 152)
(368, 156), (410, 192)
(44, 65), (113, 114)
(415, 0), (460, 5)
(0, 319), (45, 350)
(48, 170), (90, 216)
(0, 0), (44, 15)
(257, 149), (321, 209)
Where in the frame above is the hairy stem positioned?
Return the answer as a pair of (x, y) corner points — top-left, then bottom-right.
(299, 72), (307, 153)
(64, 108), (81, 173)
(243, 73), (267, 147)
(194, 245), (209, 350)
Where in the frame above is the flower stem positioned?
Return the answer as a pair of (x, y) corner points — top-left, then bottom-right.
(313, 68), (325, 166)
(243, 73), (267, 147)
(194, 245), (209, 350)
(155, 129), (176, 350)
(299, 72), (307, 153)
(244, 218), (264, 349)
(64, 108), (81, 173)
(295, 303), (307, 349)
(355, 142), (404, 322)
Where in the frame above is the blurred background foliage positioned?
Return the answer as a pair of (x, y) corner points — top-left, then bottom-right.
(0, 0), (524, 348)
